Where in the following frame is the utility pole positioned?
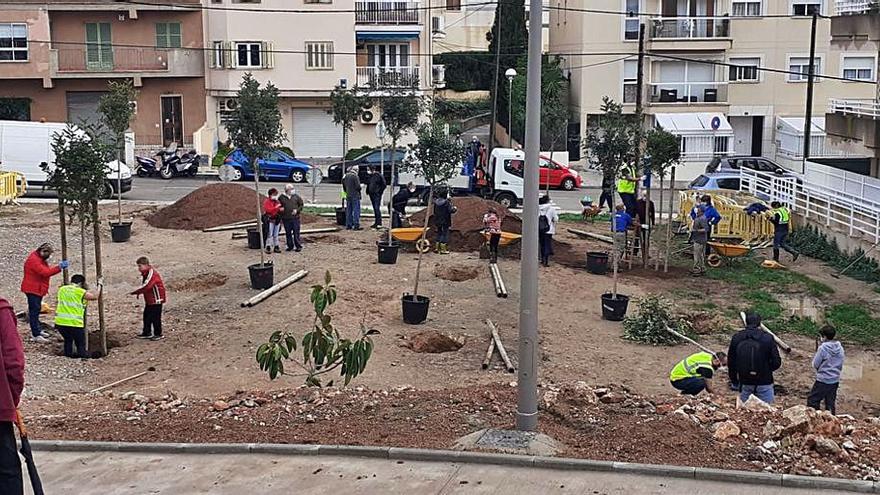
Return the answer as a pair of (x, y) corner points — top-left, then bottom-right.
(801, 11), (818, 174)
(489, 1), (503, 150)
(635, 23), (649, 267)
(516, 0), (542, 432)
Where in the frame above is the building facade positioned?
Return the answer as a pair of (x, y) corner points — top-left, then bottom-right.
(435, 0), (550, 53)
(0, 0), (206, 150)
(550, 0), (878, 179)
(203, 0), (444, 161)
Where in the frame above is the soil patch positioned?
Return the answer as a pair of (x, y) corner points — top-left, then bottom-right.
(166, 272), (229, 292)
(402, 330), (464, 353)
(410, 197), (524, 256)
(433, 263), (481, 282)
(147, 184), (265, 231)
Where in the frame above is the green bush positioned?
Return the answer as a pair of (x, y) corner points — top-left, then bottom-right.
(211, 141), (233, 168)
(623, 295), (695, 346)
(789, 224), (880, 284)
(434, 52), (495, 91)
(434, 98), (490, 122)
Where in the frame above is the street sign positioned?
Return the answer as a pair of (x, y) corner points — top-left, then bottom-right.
(307, 167), (323, 187)
(375, 120), (387, 140)
(218, 164), (236, 182)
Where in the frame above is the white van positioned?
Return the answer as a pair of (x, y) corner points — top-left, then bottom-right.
(0, 120), (132, 198)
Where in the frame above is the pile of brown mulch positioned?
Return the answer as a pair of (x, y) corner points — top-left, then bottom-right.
(402, 330), (465, 353)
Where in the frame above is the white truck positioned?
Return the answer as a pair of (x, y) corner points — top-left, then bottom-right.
(0, 119), (133, 198)
(397, 147), (525, 208)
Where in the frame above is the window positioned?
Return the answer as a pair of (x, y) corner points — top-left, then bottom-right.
(729, 57), (760, 82)
(304, 0), (332, 3)
(732, 1), (761, 15)
(623, 0), (639, 40)
(716, 178), (740, 190)
(0, 97), (30, 120)
(504, 159), (524, 178)
(236, 42), (262, 68)
(366, 43), (410, 67)
(155, 22), (181, 48)
(713, 136), (730, 155)
(788, 56), (820, 82)
(446, 0), (461, 10)
(791, 0), (822, 16)
(622, 59), (637, 103)
(842, 56), (875, 81)
(85, 22), (113, 70)
(211, 41), (225, 68)
(0, 23), (28, 62)
(305, 41), (333, 70)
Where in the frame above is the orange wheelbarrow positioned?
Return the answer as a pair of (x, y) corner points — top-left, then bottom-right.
(706, 241), (754, 268)
(391, 227), (432, 253)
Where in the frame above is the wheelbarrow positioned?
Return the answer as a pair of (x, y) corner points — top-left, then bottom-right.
(391, 227), (432, 253)
(482, 231), (523, 246)
(706, 241), (754, 268)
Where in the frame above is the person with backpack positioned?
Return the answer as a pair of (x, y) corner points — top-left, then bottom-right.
(807, 325), (844, 415)
(727, 313), (782, 404)
(431, 189), (456, 255)
(538, 195), (559, 267)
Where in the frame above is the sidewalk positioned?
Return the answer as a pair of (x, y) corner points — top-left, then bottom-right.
(24, 445), (869, 495)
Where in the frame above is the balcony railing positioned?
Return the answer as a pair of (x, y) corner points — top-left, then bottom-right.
(355, 1), (420, 24)
(777, 134), (857, 159)
(836, 0), (876, 15)
(649, 82), (728, 104)
(650, 17), (730, 39)
(829, 98), (880, 119)
(356, 66), (420, 88)
(52, 47), (202, 75)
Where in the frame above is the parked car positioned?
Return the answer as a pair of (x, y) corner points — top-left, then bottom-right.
(689, 172), (771, 200)
(327, 148), (406, 184)
(224, 149), (314, 182)
(705, 156), (791, 176)
(540, 155), (582, 190)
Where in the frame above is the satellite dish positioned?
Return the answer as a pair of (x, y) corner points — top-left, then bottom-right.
(218, 164), (237, 182)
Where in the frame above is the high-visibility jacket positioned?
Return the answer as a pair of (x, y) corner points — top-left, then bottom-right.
(617, 165), (637, 194)
(54, 284), (87, 328)
(774, 207), (790, 225)
(669, 352), (715, 382)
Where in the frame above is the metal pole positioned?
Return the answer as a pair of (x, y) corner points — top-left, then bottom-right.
(508, 77), (513, 148)
(489, 1), (503, 151)
(516, 0), (542, 433)
(636, 23), (648, 267)
(802, 11), (818, 174)
(380, 138), (385, 224)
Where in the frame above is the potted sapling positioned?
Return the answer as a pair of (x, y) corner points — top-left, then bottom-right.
(98, 80), (138, 242)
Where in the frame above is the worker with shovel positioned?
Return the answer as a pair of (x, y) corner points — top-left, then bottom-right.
(0, 295), (25, 494)
(669, 351), (727, 396)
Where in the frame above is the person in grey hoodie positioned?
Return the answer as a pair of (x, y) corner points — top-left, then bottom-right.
(807, 325), (845, 415)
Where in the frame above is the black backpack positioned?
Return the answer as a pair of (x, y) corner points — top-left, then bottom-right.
(539, 214), (550, 234)
(735, 335), (768, 380)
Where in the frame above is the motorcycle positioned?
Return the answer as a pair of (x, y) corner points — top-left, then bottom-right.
(135, 143), (199, 179)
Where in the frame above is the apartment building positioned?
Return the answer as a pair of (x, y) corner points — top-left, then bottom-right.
(825, 1), (880, 176)
(0, 0), (206, 149)
(550, 0), (877, 179)
(434, 0), (550, 53)
(204, 0), (444, 160)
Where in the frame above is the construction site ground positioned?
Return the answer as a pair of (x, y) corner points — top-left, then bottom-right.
(1, 187), (878, 481)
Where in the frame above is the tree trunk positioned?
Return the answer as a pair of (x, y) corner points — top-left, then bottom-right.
(412, 186), (434, 297)
(253, 157), (265, 267)
(655, 175), (665, 271)
(92, 201), (107, 357)
(58, 200), (69, 285)
(643, 170), (651, 268)
(80, 216), (87, 276)
(117, 145), (123, 223)
(664, 166), (676, 273)
(387, 138), (397, 245)
(611, 186), (619, 299)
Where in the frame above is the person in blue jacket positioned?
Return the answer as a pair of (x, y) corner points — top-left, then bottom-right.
(691, 195), (721, 255)
(611, 204), (632, 264)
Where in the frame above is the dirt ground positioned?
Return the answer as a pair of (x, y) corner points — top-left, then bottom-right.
(1, 197), (879, 477)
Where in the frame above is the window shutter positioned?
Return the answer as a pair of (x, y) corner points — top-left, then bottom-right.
(263, 41), (275, 69)
(227, 41), (236, 69)
(209, 41), (217, 68)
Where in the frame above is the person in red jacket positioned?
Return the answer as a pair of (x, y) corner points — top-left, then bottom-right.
(262, 189), (284, 254)
(0, 296), (25, 494)
(20, 243), (68, 343)
(130, 257), (166, 341)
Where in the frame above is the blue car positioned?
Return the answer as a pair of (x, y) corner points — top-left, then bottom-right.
(224, 149), (314, 183)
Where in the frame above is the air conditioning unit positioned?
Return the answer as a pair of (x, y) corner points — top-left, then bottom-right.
(431, 15), (446, 39)
(362, 99), (374, 110)
(360, 109), (380, 124)
(218, 98), (239, 112)
(129, 101), (138, 115)
(432, 64), (446, 88)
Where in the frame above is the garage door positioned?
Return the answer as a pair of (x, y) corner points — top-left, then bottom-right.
(66, 92), (106, 130)
(292, 108), (343, 158)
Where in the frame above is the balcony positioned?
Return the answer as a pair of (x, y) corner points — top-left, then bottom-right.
(356, 66), (420, 88)
(355, 1), (420, 25)
(829, 98), (880, 119)
(649, 82), (728, 105)
(836, 0), (877, 15)
(50, 47), (204, 79)
(649, 17), (732, 51)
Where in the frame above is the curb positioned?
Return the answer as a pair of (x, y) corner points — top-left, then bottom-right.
(28, 441), (878, 493)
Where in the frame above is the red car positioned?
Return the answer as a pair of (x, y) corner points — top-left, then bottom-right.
(540, 155), (582, 190)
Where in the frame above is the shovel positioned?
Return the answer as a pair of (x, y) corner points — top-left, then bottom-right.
(15, 410), (44, 495)
(831, 241), (880, 279)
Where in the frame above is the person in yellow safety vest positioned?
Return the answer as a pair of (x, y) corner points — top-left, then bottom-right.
(669, 351), (727, 396)
(770, 201), (799, 263)
(616, 163), (639, 217)
(54, 274), (102, 359)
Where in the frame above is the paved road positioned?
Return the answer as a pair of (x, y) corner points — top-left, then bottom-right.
(25, 451), (851, 495)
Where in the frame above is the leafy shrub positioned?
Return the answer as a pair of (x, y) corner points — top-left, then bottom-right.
(434, 52), (494, 91)
(623, 295), (695, 346)
(434, 98), (490, 122)
(789, 224), (880, 284)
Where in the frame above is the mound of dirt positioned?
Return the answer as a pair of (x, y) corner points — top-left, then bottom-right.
(166, 272), (229, 292)
(403, 330), (464, 353)
(147, 184), (264, 230)
(410, 197), (523, 254)
(433, 263), (481, 282)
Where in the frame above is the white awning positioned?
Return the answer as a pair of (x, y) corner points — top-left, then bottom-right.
(776, 116), (826, 137)
(654, 112), (733, 135)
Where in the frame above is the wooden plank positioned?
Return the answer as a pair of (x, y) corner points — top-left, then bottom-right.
(487, 320), (515, 373)
(241, 270), (309, 308)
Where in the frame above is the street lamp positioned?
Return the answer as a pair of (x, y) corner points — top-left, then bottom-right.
(505, 68), (517, 148)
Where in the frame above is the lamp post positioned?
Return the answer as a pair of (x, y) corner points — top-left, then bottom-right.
(505, 68), (517, 148)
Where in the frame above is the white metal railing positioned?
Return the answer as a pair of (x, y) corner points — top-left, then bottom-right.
(836, 0), (875, 15)
(649, 82), (728, 104)
(804, 160), (880, 204)
(650, 16), (731, 39)
(355, 1), (420, 24)
(680, 134), (734, 158)
(356, 66), (420, 88)
(740, 167), (880, 243)
(776, 133), (857, 159)
(829, 98), (880, 120)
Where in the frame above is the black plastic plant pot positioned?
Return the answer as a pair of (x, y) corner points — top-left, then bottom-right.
(401, 293), (430, 324)
(377, 241), (400, 265)
(586, 251), (609, 275)
(601, 293), (630, 321)
(246, 227), (262, 250)
(248, 262), (274, 290)
(109, 221), (132, 243)
(335, 207), (347, 226)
